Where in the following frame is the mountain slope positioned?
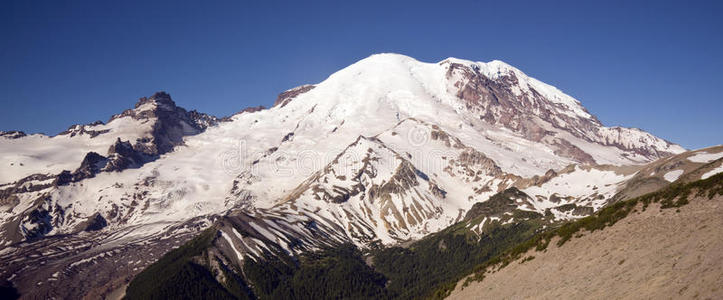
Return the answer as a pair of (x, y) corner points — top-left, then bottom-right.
(448, 174), (723, 300)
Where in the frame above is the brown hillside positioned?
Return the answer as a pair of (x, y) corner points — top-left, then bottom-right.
(449, 193), (723, 300)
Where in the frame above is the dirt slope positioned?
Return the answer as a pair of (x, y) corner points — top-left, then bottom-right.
(449, 194), (723, 300)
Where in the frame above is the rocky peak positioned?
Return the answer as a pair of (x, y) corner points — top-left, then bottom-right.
(111, 91), (178, 122)
(112, 91), (204, 123)
(135, 91), (176, 110)
(105, 91), (221, 155)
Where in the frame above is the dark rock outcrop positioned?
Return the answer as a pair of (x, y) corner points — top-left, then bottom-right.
(0, 131), (27, 139)
(237, 105), (266, 115)
(83, 213), (108, 231)
(73, 152), (108, 179)
(105, 138), (146, 172)
(58, 122), (109, 138)
(273, 85), (315, 108)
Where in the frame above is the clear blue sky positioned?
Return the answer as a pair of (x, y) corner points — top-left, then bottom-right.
(1, 0), (721, 149)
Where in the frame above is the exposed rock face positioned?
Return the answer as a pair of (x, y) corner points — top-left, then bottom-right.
(0, 174), (54, 204)
(236, 105), (266, 115)
(16, 196), (64, 241)
(273, 84), (315, 108)
(187, 109), (223, 128)
(550, 138), (596, 164)
(54, 171), (73, 186)
(279, 136), (452, 243)
(111, 91), (218, 155)
(59, 122), (109, 138)
(453, 148), (504, 177)
(596, 126), (681, 158)
(54, 139), (147, 186)
(83, 213), (108, 232)
(445, 61), (595, 141)
(70, 152), (107, 181)
(105, 138), (146, 171)
(443, 60), (683, 162)
(0, 131), (27, 139)
(54, 153), (109, 186)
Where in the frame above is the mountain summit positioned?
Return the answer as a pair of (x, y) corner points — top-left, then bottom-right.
(266, 53), (683, 171)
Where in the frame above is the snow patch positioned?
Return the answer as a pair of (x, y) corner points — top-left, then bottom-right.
(221, 231), (244, 262)
(687, 151), (723, 163)
(701, 164), (723, 180)
(663, 170), (684, 182)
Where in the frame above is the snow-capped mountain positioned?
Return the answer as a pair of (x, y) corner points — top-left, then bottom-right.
(1, 53), (709, 298)
(0, 92), (221, 240)
(0, 92), (219, 184)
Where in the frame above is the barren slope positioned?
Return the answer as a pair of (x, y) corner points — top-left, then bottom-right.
(449, 193), (723, 299)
